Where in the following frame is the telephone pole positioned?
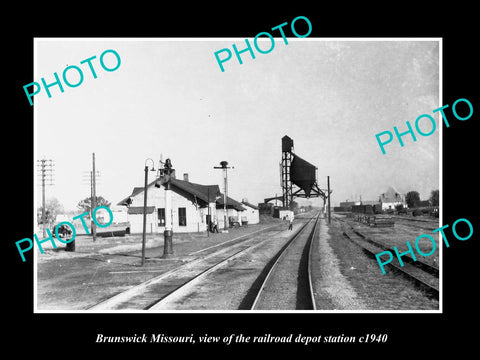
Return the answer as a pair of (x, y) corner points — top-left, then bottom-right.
(92, 153), (97, 241)
(327, 176), (331, 224)
(141, 158), (156, 266)
(37, 159), (54, 237)
(82, 169), (101, 232)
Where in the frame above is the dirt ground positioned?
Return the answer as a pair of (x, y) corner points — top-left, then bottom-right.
(36, 217), (285, 310)
(326, 218), (439, 310)
(36, 213), (439, 312)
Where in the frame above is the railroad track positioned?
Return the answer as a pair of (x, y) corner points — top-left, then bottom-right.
(86, 225), (287, 310)
(87, 214), (318, 311)
(393, 216), (439, 231)
(334, 217), (439, 300)
(149, 213), (320, 310)
(338, 217), (439, 277)
(250, 213), (320, 310)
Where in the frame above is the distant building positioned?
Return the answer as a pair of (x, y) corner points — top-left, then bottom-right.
(339, 201), (358, 208)
(110, 205), (128, 223)
(379, 186), (405, 210)
(361, 200), (381, 206)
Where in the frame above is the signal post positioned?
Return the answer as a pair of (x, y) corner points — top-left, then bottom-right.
(160, 159), (174, 258)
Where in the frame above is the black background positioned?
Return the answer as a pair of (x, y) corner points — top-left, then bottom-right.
(6, 4), (478, 355)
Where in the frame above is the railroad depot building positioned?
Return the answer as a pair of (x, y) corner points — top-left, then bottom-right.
(117, 174), (253, 234)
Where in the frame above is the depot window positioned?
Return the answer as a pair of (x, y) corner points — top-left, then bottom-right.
(158, 208), (165, 227)
(178, 207), (187, 226)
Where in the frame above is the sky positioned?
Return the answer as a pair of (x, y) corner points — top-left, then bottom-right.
(35, 38), (440, 211)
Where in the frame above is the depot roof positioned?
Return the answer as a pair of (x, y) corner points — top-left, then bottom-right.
(117, 177), (245, 211)
(241, 201), (259, 210)
(216, 195), (246, 212)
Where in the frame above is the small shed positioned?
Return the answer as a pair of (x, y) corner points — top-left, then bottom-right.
(279, 209), (294, 220)
(241, 201), (260, 225)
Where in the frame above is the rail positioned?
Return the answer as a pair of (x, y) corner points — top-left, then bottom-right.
(251, 212), (321, 310)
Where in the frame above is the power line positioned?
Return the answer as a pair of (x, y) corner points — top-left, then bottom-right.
(81, 170), (101, 188)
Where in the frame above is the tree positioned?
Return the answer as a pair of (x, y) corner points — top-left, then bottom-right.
(405, 191), (420, 208)
(77, 196), (111, 215)
(429, 189), (439, 207)
(290, 200), (299, 211)
(37, 197), (64, 227)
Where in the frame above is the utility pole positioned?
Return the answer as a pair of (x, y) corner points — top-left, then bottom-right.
(91, 153), (97, 241)
(327, 176), (331, 224)
(142, 159), (156, 266)
(37, 159), (54, 237)
(82, 169), (100, 231)
(207, 187), (210, 237)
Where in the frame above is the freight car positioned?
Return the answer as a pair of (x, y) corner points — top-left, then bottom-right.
(351, 204), (394, 227)
(258, 202), (274, 215)
(333, 206), (351, 213)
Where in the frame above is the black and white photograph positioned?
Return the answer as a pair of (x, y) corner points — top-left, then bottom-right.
(33, 38), (441, 312)
(7, 6), (479, 355)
